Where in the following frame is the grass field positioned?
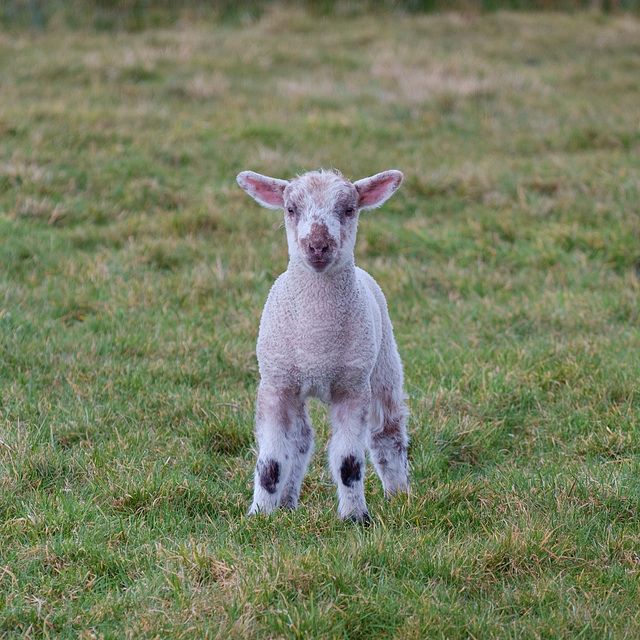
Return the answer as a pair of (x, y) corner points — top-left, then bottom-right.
(1, 6), (640, 638)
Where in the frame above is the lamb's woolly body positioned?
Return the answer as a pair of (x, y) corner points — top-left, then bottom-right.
(237, 168), (409, 522)
(258, 264), (381, 401)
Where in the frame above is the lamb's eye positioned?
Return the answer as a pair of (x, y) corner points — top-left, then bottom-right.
(287, 207), (296, 216)
(345, 207), (354, 217)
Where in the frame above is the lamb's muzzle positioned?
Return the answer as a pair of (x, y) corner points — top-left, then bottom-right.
(237, 168), (409, 523)
(304, 222), (335, 271)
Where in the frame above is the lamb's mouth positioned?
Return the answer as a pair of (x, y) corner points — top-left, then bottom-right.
(308, 259), (332, 272)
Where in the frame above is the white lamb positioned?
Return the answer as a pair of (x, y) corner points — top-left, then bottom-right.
(237, 168), (409, 523)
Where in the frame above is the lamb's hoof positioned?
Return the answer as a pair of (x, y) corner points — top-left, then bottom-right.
(344, 511), (372, 527)
(248, 503), (265, 517)
(384, 483), (410, 499)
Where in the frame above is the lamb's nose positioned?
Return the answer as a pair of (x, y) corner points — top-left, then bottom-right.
(308, 241), (328, 257)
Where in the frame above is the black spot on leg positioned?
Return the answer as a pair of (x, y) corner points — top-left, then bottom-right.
(340, 455), (362, 488)
(258, 459), (280, 494)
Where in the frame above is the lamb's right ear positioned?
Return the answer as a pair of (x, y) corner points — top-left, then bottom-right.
(237, 171), (289, 210)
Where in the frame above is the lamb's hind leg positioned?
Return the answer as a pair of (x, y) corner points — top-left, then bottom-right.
(368, 387), (410, 496)
(279, 404), (314, 510)
(249, 386), (311, 516)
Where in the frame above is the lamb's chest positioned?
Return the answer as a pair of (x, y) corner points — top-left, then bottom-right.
(256, 267), (382, 393)
(257, 304), (379, 396)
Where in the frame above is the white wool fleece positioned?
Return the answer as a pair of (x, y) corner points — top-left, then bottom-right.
(237, 168), (409, 523)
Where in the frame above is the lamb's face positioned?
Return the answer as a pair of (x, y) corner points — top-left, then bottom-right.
(237, 168), (404, 273)
(283, 172), (360, 274)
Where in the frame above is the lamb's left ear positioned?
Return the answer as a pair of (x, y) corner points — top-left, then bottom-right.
(237, 171), (290, 210)
(354, 170), (404, 210)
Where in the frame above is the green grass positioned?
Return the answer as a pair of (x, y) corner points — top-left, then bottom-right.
(2, 7), (640, 638)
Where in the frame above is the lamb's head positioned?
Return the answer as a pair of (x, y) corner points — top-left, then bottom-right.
(237, 169), (403, 274)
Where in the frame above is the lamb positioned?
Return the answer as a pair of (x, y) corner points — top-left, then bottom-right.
(236, 168), (409, 523)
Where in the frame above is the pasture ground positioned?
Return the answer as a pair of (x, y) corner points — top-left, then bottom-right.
(1, 7), (640, 639)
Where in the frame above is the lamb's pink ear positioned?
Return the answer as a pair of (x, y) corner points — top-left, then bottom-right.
(354, 170), (404, 210)
(237, 171), (289, 210)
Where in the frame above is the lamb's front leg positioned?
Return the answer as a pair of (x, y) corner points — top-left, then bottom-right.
(249, 386), (308, 516)
(249, 385), (293, 515)
(328, 389), (371, 524)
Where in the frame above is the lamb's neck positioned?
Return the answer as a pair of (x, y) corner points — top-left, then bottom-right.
(285, 260), (359, 306)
